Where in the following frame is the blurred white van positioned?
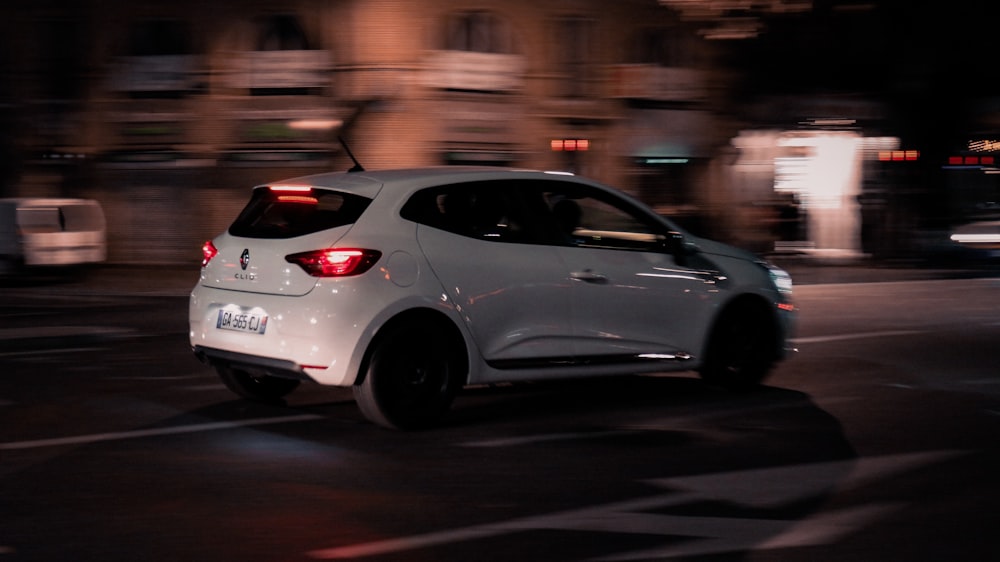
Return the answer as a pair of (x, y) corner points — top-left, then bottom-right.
(0, 198), (107, 272)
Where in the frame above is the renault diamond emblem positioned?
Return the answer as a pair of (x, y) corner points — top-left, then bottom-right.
(240, 249), (250, 270)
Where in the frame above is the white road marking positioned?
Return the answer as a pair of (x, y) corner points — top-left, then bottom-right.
(594, 503), (903, 561)
(104, 374), (204, 381)
(462, 430), (635, 448)
(181, 384), (230, 391)
(460, 396), (824, 449)
(0, 325), (133, 339)
(0, 414), (324, 450)
(308, 492), (700, 560)
(306, 450), (965, 560)
(0, 347), (105, 358)
(791, 329), (924, 344)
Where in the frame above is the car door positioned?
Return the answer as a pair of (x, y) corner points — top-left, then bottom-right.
(406, 180), (575, 367)
(536, 180), (723, 362)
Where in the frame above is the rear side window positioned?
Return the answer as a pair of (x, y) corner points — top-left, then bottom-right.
(228, 187), (372, 239)
(400, 180), (549, 244)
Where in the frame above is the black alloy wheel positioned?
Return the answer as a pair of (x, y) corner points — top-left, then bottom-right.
(699, 302), (775, 391)
(354, 321), (463, 430)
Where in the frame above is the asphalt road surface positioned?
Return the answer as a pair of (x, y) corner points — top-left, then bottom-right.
(2, 271), (999, 561)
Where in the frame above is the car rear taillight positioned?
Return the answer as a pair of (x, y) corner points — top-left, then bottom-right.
(201, 240), (219, 267)
(285, 248), (382, 277)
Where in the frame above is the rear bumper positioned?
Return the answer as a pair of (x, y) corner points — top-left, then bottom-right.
(192, 345), (314, 382)
(189, 281), (371, 386)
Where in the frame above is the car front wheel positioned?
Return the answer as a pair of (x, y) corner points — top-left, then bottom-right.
(699, 301), (776, 391)
(354, 320), (463, 430)
(216, 365), (301, 402)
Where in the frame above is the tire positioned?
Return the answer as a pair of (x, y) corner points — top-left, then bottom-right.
(699, 302), (776, 391)
(216, 365), (300, 402)
(354, 320), (463, 430)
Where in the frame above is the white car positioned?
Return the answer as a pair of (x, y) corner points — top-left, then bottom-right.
(190, 166), (795, 429)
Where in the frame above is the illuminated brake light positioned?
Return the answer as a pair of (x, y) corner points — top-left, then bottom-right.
(268, 185), (313, 193)
(201, 240), (219, 267)
(285, 248), (382, 277)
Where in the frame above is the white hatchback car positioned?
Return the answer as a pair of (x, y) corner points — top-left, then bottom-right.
(190, 166), (795, 429)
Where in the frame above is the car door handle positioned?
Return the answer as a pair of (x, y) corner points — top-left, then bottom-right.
(570, 270), (608, 284)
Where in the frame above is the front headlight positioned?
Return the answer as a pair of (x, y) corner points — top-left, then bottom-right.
(760, 261), (793, 295)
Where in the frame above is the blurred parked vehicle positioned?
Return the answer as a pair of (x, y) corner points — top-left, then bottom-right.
(0, 198), (107, 274)
(190, 166), (795, 429)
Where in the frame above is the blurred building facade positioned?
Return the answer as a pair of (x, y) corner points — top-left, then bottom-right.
(3, 0), (992, 264)
(1, 0), (749, 264)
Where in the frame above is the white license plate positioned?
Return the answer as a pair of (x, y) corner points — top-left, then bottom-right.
(216, 309), (268, 335)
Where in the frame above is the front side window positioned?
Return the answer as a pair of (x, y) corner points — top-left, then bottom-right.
(537, 182), (669, 251)
(229, 187), (371, 239)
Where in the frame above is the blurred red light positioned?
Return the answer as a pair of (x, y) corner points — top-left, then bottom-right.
(551, 139), (589, 152)
(201, 240), (218, 267)
(285, 248), (382, 277)
(269, 185), (313, 193)
(277, 195), (318, 204)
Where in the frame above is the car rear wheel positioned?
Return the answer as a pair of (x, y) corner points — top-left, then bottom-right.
(216, 365), (301, 402)
(699, 301), (775, 391)
(354, 320), (463, 430)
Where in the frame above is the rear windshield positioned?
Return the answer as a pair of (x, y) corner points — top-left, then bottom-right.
(228, 187), (372, 239)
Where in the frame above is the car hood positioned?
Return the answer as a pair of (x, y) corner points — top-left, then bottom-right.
(691, 236), (760, 263)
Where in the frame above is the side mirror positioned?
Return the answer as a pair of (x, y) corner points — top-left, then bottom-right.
(665, 231), (699, 264)
(666, 231), (698, 255)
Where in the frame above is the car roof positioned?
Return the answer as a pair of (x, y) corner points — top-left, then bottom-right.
(261, 167), (586, 200)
